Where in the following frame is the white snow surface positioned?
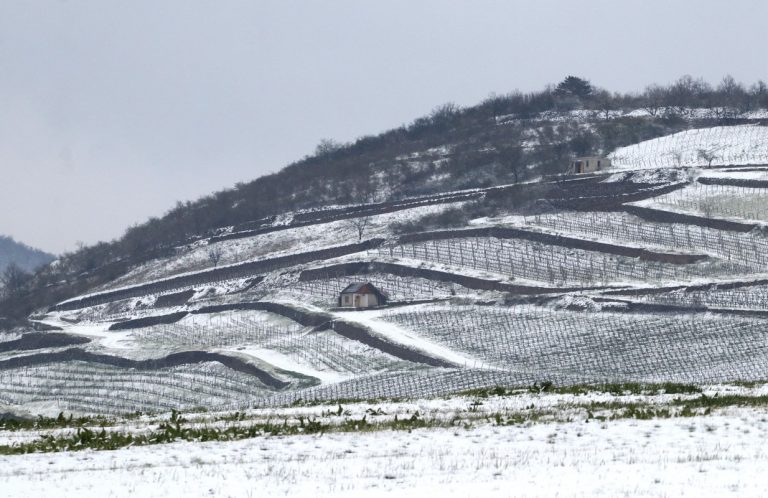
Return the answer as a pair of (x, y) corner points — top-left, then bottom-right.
(233, 346), (349, 384)
(609, 125), (768, 169)
(632, 181), (768, 224)
(333, 308), (484, 368)
(97, 201), (469, 292)
(3, 404), (768, 497)
(698, 168), (768, 180)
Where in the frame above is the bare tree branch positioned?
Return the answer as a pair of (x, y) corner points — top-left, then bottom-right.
(0, 264), (31, 296)
(207, 246), (223, 267)
(346, 217), (371, 242)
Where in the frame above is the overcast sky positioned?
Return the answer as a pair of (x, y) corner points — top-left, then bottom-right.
(1, 0), (766, 254)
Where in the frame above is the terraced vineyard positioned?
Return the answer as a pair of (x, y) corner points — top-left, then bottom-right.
(528, 211), (768, 267)
(374, 235), (747, 285)
(133, 311), (416, 375)
(0, 362), (269, 415)
(609, 125), (768, 169)
(378, 304), (768, 383)
(646, 181), (768, 222)
(258, 368), (562, 407)
(632, 283), (768, 311)
(5, 134), (768, 416)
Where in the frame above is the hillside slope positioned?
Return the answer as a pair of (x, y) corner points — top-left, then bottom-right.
(0, 236), (53, 275)
(6, 76), (768, 325)
(2, 123), (768, 416)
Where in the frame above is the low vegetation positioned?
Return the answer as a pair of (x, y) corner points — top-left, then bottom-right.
(458, 381), (703, 398)
(3, 382), (767, 455)
(0, 409), (434, 455)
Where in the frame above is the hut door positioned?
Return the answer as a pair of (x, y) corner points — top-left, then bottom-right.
(354, 295), (361, 307)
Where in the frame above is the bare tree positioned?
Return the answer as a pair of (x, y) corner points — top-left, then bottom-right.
(0, 264), (31, 296)
(667, 75), (711, 116)
(697, 148), (717, 167)
(699, 198), (717, 218)
(672, 150), (684, 166)
(592, 89), (617, 119)
(642, 84), (667, 117)
(751, 80), (768, 109)
(346, 217), (371, 242)
(314, 138), (344, 157)
(496, 145), (525, 183)
(717, 75), (747, 115)
(207, 245), (223, 267)
(429, 102), (460, 122)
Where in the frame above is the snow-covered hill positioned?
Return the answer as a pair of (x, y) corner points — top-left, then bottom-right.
(4, 122), (768, 498)
(2, 125), (768, 420)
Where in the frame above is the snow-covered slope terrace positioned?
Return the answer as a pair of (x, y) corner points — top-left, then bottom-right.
(52, 239), (385, 312)
(610, 125), (768, 169)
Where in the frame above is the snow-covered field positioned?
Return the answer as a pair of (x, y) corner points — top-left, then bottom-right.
(4, 418), (764, 497)
(636, 181), (768, 223)
(610, 125), (768, 169)
(3, 390), (768, 497)
(698, 168), (768, 181)
(523, 209), (768, 269)
(101, 201), (468, 290)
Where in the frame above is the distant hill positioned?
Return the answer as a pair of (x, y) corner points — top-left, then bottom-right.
(0, 236), (54, 275)
(2, 74), (768, 324)
(4, 78), (768, 414)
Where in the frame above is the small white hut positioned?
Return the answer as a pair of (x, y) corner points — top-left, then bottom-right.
(570, 156), (611, 174)
(338, 282), (388, 308)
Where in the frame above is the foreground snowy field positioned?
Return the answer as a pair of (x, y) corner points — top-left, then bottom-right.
(3, 387), (768, 497)
(3, 408), (767, 497)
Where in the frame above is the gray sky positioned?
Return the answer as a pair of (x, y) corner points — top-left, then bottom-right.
(1, 0), (766, 254)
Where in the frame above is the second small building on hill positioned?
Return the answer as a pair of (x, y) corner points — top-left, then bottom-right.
(570, 156), (611, 174)
(338, 282), (389, 308)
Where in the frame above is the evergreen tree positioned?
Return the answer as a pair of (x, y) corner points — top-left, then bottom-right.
(555, 76), (593, 99)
